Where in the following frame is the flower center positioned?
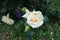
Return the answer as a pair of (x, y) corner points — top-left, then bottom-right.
(30, 13), (39, 24)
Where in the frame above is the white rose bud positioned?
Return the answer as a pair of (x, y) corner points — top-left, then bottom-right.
(2, 13), (14, 25)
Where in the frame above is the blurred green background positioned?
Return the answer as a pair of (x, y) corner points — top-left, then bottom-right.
(0, 0), (60, 40)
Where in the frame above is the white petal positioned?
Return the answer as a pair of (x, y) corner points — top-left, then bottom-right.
(22, 12), (30, 18)
(26, 8), (29, 13)
(22, 8), (30, 18)
(2, 16), (8, 22)
(32, 11), (44, 20)
(2, 16), (9, 24)
(7, 13), (9, 18)
(27, 20), (44, 28)
(8, 18), (14, 25)
(36, 11), (44, 20)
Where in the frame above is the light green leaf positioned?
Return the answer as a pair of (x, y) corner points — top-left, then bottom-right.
(25, 25), (30, 32)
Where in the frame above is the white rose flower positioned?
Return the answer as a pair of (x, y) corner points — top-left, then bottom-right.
(22, 8), (44, 28)
(2, 13), (14, 25)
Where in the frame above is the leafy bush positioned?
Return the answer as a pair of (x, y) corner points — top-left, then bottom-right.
(0, 0), (60, 40)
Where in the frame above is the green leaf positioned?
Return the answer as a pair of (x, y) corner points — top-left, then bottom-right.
(25, 25), (30, 32)
(21, 7), (26, 13)
(14, 21), (23, 30)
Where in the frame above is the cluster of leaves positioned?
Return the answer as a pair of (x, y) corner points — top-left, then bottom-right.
(0, 0), (60, 40)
